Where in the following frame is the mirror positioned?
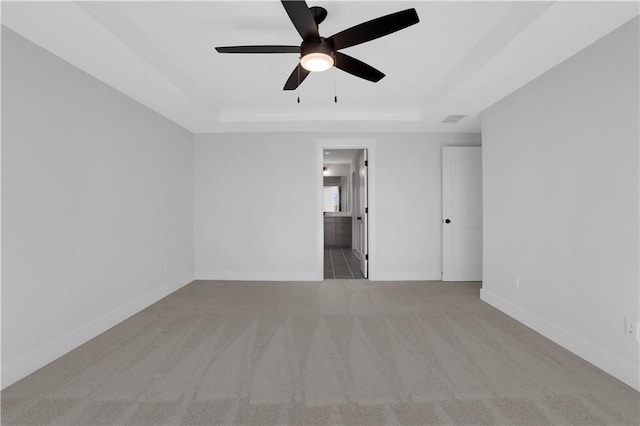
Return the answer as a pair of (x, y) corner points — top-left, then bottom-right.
(323, 175), (350, 212)
(323, 185), (340, 212)
(323, 160), (353, 213)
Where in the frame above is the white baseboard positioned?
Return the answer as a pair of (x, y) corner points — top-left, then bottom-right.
(194, 270), (321, 281)
(372, 270), (442, 281)
(195, 270), (444, 282)
(480, 288), (639, 391)
(1, 273), (194, 390)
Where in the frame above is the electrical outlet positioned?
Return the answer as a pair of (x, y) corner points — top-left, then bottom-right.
(514, 274), (520, 289)
(416, 250), (422, 261)
(162, 260), (168, 273)
(267, 251), (275, 262)
(625, 318), (639, 340)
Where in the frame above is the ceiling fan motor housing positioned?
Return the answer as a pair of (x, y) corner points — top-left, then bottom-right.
(301, 38), (334, 58)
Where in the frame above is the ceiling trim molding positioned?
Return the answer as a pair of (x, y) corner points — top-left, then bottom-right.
(218, 107), (421, 122)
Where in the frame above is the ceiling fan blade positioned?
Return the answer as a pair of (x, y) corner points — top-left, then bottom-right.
(215, 45), (300, 54)
(328, 8), (419, 50)
(283, 64), (311, 90)
(334, 52), (385, 83)
(281, 0), (320, 41)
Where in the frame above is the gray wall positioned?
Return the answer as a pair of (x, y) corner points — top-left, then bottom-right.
(481, 18), (639, 389)
(1, 27), (195, 388)
(193, 132), (481, 281)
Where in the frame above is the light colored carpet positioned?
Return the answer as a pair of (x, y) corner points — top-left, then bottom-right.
(2, 280), (638, 425)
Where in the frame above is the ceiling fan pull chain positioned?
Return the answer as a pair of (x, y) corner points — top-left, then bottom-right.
(334, 61), (338, 103)
(297, 61), (301, 104)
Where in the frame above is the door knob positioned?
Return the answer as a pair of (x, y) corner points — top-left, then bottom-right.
(445, 219), (451, 224)
(357, 217), (362, 220)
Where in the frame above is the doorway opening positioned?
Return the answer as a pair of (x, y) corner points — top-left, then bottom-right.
(317, 139), (375, 280)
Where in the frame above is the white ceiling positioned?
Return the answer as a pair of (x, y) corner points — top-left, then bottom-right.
(3, 1), (638, 134)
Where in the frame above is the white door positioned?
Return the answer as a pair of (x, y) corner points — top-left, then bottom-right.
(359, 150), (368, 278)
(442, 147), (482, 281)
(352, 150), (368, 278)
(352, 170), (360, 258)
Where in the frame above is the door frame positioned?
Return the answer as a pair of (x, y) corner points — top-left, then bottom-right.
(316, 138), (376, 280)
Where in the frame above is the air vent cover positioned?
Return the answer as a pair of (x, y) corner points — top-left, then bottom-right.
(442, 114), (466, 123)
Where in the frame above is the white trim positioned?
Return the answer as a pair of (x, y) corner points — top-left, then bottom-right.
(218, 107), (421, 123)
(1, 273), (194, 390)
(480, 288), (640, 391)
(194, 271), (321, 281)
(374, 271), (443, 281)
(316, 138), (377, 280)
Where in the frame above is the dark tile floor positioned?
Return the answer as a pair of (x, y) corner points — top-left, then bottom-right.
(324, 248), (366, 279)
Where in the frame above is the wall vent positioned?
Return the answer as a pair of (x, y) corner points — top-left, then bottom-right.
(441, 114), (466, 123)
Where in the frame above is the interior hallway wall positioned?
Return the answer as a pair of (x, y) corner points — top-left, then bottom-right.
(193, 132), (480, 281)
(2, 27), (195, 388)
(481, 17), (639, 390)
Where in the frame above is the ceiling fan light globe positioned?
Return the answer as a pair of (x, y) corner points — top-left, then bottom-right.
(300, 52), (334, 72)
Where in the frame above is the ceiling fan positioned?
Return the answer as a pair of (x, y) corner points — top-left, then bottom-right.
(215, 1), (419, 90)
